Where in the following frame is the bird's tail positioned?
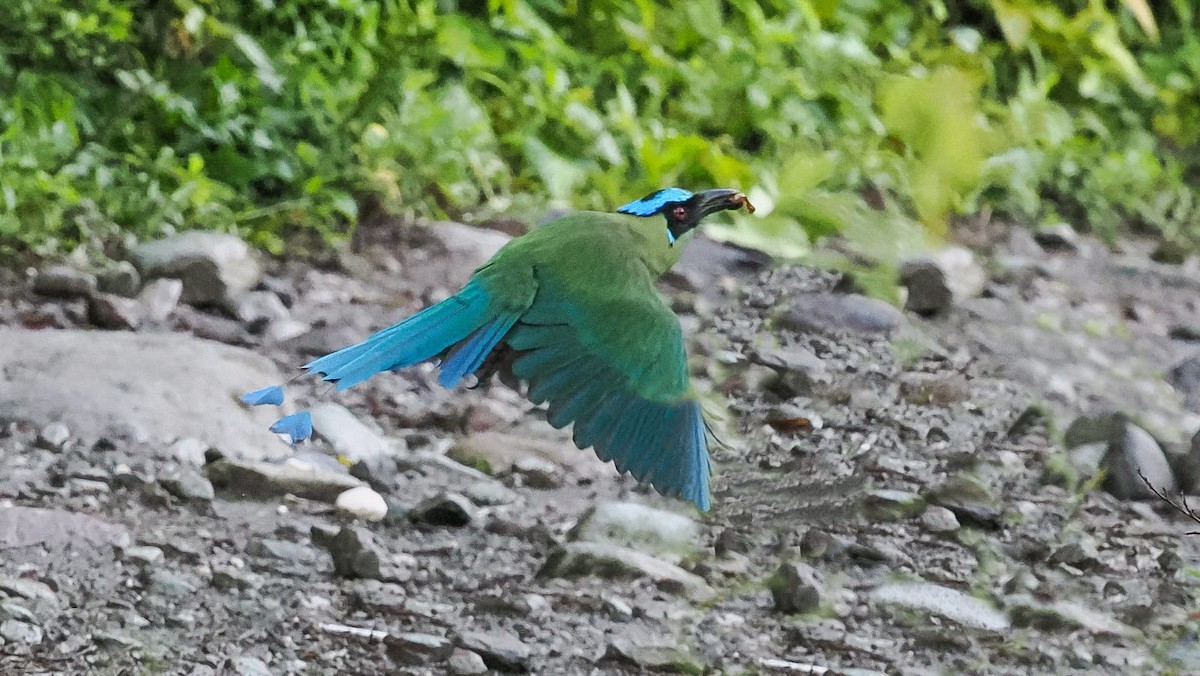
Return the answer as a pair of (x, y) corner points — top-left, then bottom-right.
(241, 279), (518, 444)
(306, 280), (514, 390)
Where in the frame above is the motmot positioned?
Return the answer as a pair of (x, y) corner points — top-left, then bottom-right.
(243, 188), (755, 511)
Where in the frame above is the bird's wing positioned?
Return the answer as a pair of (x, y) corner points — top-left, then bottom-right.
(306, 269), (536, 391)
(506, 279), (711, 511)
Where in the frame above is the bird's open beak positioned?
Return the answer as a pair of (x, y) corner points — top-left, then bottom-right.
(695, 189), (756, 218)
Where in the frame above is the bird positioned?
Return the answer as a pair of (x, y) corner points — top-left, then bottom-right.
(241, 187), (755, 511)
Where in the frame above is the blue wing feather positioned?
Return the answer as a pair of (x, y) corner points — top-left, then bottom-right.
(305, 280), (520, 391)
(439, 314), (520, 388)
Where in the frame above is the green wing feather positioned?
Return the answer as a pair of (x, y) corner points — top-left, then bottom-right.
(494, 221), (712, 510)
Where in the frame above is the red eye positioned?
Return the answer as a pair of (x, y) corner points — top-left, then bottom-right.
(672, 206), (687, 219)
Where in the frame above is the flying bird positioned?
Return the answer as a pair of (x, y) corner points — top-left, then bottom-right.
(242, 188), (755, 511)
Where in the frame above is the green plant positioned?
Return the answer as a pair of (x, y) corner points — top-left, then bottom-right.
(1, 0), (1197, 266)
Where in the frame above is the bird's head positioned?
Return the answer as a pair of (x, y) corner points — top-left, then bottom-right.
(617, 188), (755, 246)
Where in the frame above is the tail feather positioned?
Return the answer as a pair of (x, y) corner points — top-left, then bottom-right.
(305, 281), (502, 391)
(438, 314), (519, 388)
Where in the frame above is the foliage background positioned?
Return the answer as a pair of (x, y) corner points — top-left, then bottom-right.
(1, 0), (1197, 270)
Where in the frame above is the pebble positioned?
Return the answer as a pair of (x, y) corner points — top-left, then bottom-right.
(386, 632), (455, 665)
(97, 261), (141, 297)
(1008, 596), (1136, 637)
(1168, 356), (1200, 408)
(464, 480), (518, 507)
(601, 639), (704, 673)
(512, 456), (563, 488)
(159, 470), (215, 502)
(335, 486), (389, 522)
(246, 539), (313, 563)
(69, 478), (110, 495)
(138, 278), (182, 322)
(211, 566), (265, 592)
(131, 231), (261, 307)
(0, 619), (43, 645)
(0, 578), (58, 609)
(1049, 538), (1102, 569)
(0, 603), (36, 623)
(32, 265), (97, 298)
(602, 596), (635, 620)
(921, 506), (961, 533)
(1033, 223), (1080, 252)
(123, 545), (165, 567)
(769, 562), (823, 614)
(447, 648), (489, 675)
(864, 489), (926, 521)
(144, 570), (197, 597)
(714, 528), (753, 556)
(900, 259), (953, 315)
(234, 290), (290, 327)
(169, 437), (210, 467)
(323, 527), (384, 580)
(928, 474), (1001, 529)
(228, 655), (272, 676)
(36, 422), (71, 450)
(87, 292), (144, 330)
(409, 493), (476, 528)
(457, 629), (530, 672)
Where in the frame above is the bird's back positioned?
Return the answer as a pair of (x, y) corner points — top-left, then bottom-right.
(480, 211), (683, 294)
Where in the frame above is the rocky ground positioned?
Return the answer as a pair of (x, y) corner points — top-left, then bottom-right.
(0, 219), (1199, 675)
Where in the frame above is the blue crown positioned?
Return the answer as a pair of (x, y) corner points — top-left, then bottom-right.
(616, 188), (694, 217)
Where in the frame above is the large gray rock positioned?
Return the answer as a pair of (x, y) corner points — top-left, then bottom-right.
(406, 222), (512, 292)
(426, 222), (511, 273)
(456, 629), (530, 673)
(207, 459), (363, 502)
(568, 502), (699, 562)
(871, 581), (1010, 633)
(131, 231), (260, 307)
(1103, 423), (1176, 500)
(0, 329), (289, 461)
(32, 265), (97, 298)
(539, 542), (714, 602)
(779, 293), (905, 336)
(0, 506), (129, 553)
(448, 430), (609, 480)
(1168, 356), (1200, 408)
(1008, 596), (1137, 637)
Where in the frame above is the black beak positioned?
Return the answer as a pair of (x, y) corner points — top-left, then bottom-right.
(694, 189), (756, 219)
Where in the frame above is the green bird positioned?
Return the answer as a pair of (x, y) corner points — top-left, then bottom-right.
(242, 188), (755, 511)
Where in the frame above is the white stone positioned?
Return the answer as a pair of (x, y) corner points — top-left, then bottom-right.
(310, 403), (395, 463)
(335, 486), (388, 522)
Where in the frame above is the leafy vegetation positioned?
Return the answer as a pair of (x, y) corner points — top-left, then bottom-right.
(1, 0), (1197, 264)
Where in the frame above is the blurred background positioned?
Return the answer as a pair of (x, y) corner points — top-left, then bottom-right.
(1, 0), (1196, 279)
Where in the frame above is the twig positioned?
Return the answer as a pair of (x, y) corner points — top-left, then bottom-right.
(319, 622), (388, 642)
(1138, 470), (1200, 535)
(759, 658), (830, 674)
